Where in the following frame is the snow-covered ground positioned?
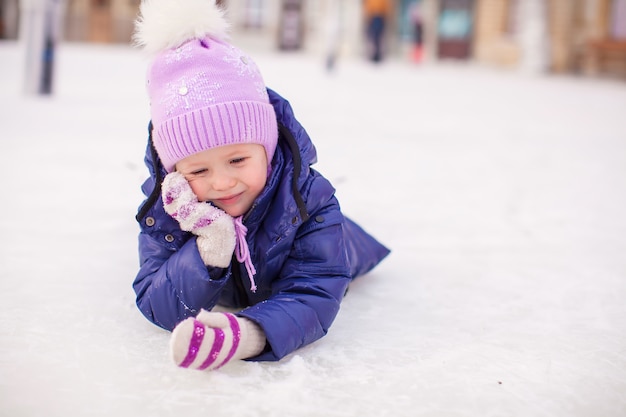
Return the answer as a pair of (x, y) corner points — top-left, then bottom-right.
(1, 40), (625, 417)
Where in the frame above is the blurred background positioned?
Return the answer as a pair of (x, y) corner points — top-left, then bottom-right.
(2, 0), (626, 81)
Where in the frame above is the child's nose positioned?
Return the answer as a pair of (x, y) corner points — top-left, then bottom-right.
(211, 173), (236, 191)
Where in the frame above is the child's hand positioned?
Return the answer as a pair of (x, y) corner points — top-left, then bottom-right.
(161, 171), (236, 267)
(170, 310), (266, 371)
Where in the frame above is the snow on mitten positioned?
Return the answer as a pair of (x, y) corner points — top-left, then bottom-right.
(161, 171), (236, 267)
(170, 310), (266, 371)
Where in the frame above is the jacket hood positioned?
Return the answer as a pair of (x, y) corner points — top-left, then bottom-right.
(267, 88), (318, 172)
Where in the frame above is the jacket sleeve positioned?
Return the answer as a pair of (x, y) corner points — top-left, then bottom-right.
(133, 138), (231, 331)
(238, 200), (352, 361)
(133, 219), (231, 331)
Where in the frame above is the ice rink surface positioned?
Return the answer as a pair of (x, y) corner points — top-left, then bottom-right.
(1, 40), (625, 416)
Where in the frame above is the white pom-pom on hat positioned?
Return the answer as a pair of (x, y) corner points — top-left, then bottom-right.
(134, 0), (230, 55)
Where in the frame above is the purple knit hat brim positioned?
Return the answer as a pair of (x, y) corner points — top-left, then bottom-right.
(154, 100), (278, 172)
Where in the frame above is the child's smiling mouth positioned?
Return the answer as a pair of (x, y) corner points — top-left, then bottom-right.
(215, 192), (242, 206)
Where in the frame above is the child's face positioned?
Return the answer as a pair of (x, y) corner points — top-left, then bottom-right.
(176, 143), (268, 217)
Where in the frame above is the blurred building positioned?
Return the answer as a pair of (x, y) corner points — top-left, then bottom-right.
(1, 0), (19, 38)
(63, 0), (140, 43)
(2, 0), (624, 78)
(414, 0), (625, 78)
(471, 0), (626, 77)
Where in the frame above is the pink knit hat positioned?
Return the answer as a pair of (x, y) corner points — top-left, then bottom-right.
(134, 0), (278, 173)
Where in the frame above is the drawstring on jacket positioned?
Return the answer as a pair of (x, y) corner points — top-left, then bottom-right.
(234, 216), (257, 292)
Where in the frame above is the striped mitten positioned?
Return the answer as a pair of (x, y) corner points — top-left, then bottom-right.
(170, 310), (266, 370)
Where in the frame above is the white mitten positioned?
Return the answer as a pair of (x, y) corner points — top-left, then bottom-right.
(170, 310), (266, 371)
(161, 172), (236, 267)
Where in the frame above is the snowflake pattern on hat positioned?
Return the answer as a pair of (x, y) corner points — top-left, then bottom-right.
(222, 46), (256, 76)
(221, 46), (269, 100)
(165, 44), (194, 64)
(161, 72), (222, 116)
(254, 82), (269, 100)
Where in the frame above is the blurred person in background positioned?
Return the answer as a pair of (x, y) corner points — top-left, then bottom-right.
(363, 0), (393, 62)
(325, 0), (344, 71)
(409, 1), (424, 62)
(132, 0), (389, 371)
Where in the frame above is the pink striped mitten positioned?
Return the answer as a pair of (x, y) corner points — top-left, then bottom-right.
(170, 310), (266, 371)
(161, 172), (236, 267)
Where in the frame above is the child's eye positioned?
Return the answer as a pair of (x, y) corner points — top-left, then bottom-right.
(230, 157), (246, 164)
(190, 168), (208, 176)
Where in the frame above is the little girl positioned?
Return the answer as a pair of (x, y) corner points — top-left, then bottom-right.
(133, 0), (389, 371)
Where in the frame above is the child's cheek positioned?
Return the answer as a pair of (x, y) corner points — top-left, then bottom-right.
(188, 179), (206, 201)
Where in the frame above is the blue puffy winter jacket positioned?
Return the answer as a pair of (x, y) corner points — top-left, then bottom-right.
(133, 89), (390, 361)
